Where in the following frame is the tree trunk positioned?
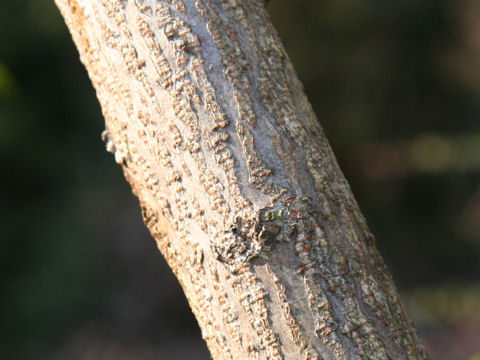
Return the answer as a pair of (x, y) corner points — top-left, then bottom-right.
(55, 0), (429, 359)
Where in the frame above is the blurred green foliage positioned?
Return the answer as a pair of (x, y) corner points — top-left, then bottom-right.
(0, 0), (479, 359)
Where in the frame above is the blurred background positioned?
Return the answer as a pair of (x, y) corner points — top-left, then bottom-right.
(0, 0), (479, 359)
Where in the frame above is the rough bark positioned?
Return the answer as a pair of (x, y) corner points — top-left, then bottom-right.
(55, 0), (429, 359)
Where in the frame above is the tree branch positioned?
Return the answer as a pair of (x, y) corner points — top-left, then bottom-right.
(55, 0), (429, 358)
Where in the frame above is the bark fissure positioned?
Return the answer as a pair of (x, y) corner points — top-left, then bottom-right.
(56, 0), (429, 359)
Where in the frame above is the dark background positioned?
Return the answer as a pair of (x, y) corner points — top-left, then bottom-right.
(1, 0), (479, 359)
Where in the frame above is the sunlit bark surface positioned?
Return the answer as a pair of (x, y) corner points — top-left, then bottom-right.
(56, 0), (429, 359)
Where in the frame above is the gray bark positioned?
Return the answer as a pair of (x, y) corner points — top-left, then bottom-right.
(55, 0), (429, 359)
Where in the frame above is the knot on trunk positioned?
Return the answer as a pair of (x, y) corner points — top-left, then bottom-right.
(212, 208), (283, 266)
